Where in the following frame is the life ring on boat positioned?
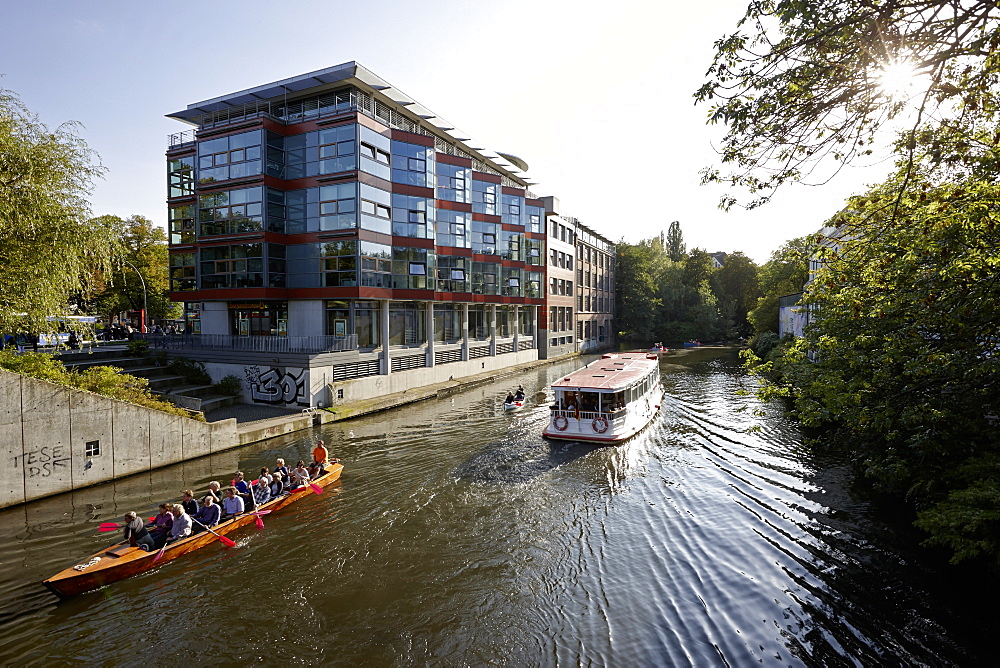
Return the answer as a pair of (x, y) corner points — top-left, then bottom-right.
(554, 415), (568, 431)
(592, 417), (609, 433)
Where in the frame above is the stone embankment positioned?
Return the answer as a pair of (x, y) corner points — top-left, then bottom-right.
(2, 351), (579, 509)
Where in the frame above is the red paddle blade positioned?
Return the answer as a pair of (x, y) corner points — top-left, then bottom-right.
(149, 516), (156, 522)
(98, 525), (121, 532)
(152, 545), (166, 563)
(309, 482), (323, 495)
(249, 510), (272, 516)
(218, 534), (237, 547)
(254, 515), (264, 529)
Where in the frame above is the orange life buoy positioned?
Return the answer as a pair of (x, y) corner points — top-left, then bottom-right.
(554, 415), (568, 431)
(592, 417), (609, 433)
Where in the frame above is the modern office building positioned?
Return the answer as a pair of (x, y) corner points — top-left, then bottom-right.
(165, 62), (579, 407)
(539, 197), (577, 359)
(575, 221), (615, 353)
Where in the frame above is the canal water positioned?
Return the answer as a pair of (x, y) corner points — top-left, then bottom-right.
(0, 347), (993, 666)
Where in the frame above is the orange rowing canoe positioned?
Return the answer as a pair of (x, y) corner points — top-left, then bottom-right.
(43, 463), (343, 597)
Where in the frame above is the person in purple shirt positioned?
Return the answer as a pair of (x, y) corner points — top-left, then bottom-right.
(166, 504), (193, 544)
(148, 503), (174, 549)
(192, 495), (222, 533)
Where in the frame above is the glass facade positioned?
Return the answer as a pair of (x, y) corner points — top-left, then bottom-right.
(197, 130), (262, 184)
(167, 79), (565, 357)
(199, 187), (264, 237)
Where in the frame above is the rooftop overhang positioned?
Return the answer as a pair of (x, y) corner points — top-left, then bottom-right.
(167, 61), (529, 188)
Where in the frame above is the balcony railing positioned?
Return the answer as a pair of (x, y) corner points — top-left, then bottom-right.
(143, 333), (357, 354)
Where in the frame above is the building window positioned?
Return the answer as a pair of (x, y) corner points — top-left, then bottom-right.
(85, 440), (100, 457)
(198, 186), (264, 237)
(169, 204), (196, 244)
(200, 243), (265, 289)
(168, 156), (195, 198)
(169, 253), (196, 292)
(389, 301), (426, 346)
(320, 240), (358, 287)
(318, 125), (356, 175)
(319, 182), (357, 231)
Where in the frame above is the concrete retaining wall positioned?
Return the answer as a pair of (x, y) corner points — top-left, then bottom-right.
(0, 369), (237, 510)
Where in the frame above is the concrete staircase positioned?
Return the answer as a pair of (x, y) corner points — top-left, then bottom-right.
(56, 347), (238, 414)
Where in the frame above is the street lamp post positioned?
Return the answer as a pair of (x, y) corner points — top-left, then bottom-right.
(122, 259), (148, 334)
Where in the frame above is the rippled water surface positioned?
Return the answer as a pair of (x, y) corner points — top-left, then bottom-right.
(0, 347), (993, 666)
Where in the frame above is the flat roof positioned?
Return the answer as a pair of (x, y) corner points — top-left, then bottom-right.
(166, 61), (528, 186)
(552, 354), (658, 391)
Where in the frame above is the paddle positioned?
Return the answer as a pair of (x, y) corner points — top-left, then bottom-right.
(151, 543), (167, 563)
(192, 518), (237, 547)
(309, 482), (324, 495)
(98, 523), (121, 532)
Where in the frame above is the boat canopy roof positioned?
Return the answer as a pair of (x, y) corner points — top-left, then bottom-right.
(551, 353), (658, 392)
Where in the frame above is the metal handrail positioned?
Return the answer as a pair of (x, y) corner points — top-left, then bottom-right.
(142, 333), (357, 354)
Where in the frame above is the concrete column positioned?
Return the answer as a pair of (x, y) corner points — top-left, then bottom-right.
(287, 299), (324, 337)
(199, 301), (229, 335)
(426, 301), (435, 368)
(461, 303), (470, 361)
(489, 304), (497, 356)
(529, 305), (537, 349)
(381, 300), (391, 375)
(513, 304), (520, 351)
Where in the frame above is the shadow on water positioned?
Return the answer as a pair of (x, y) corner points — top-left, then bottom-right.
(452, 437), (603, 485)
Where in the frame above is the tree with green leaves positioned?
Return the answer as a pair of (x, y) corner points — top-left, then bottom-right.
(697, 0), (1000, 210)
(747, 237), (813, 335)
(88, 215), (180, 324)
(666, 220), (686, 261)
(712, 251), (760, 338)
(749, 171), (1000, 564)
(614, 242), (661, 341)
(0, 87), (119, 335)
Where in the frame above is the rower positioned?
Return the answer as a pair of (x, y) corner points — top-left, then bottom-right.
(311, 440), (328, 477)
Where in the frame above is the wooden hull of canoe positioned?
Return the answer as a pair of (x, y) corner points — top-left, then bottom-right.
(42, 463), (343, 598)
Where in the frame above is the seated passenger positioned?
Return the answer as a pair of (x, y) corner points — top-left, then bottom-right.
(148, 503), (174, 549)
(192, 495), (221, 533)
(233, 471), (255, 510)
(166, 504), (193, 544)
(505, 391), (515, 404)
(122, 511), (155, 552)
(259, 467), (272, 485)
(290, 461), (311, 489)
(274, 458), (290, 479)
(206, 481), (223, 504)
(514, 386), (525, 401)
(269, 473), (285, 498)
(253, 477), (271, 505)
(180, 489), (198, 516)
(221, 487), (244, 519)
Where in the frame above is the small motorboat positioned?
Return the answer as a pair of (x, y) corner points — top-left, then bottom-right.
(503, 400), (524, 411)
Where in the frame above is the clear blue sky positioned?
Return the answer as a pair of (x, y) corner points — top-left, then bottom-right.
(1, 0), (890, 263)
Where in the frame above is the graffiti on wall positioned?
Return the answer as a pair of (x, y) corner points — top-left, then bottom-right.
(13, 446), (71, 478)
(243, 365), (307, 406)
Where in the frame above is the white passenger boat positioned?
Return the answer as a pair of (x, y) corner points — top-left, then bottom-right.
(543, 352), (663, 443)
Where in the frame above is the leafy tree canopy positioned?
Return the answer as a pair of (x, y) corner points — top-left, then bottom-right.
(748, 236), (813, 334)
(666, 220), (686, 261)
(752, 170), (1000, 564)
(0, 87), (119, 334)
(87, 215), (180, 323)
(697, 0), (1000, 209)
